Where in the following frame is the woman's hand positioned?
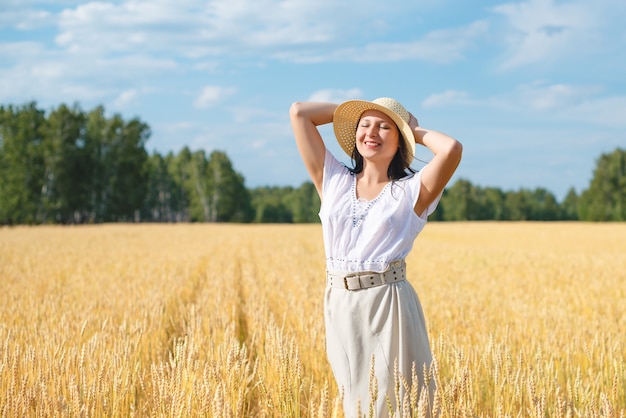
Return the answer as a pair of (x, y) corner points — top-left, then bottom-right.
(408, 112), (419, 132)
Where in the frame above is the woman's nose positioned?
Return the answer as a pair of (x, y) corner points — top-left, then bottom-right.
(367, 126), (378, 137)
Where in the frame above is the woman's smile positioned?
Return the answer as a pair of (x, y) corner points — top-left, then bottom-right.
(363, 140), (381, 148)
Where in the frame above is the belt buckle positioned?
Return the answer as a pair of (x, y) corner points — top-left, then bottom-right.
(343, 273), (360, 290)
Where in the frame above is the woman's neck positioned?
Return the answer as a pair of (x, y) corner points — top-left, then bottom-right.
(359, 161), (389, 185)
(356, 163), (390, 201)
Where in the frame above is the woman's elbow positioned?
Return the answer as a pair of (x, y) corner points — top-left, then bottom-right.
(447, 139), (463, 163)
(289, 101), (305, 119)
(453, 139), (463, 155)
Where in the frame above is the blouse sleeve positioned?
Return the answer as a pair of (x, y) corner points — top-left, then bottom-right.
(406, 167), (443, 220)
(322, 149), (350, 199)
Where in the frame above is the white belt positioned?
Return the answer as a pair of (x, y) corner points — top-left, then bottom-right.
(326, 260), (406, 290)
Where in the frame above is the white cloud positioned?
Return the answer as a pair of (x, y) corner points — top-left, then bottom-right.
(193, 85), (237, 108)
(561, 96), (626, 127)
(207, 0), (337, 46)
(511, 81), (626, 126)
(422, 90), (471, 108)
(420, 81), (626, 128)
(192, 61), (220, 73)
(515, 81), (601, 111)
(492, 0), (605, 69)
(113, 89), (138, 108)
(308, 88), (363, 103)
(0, 41), (44, 58)
(55, 1), (211, 55)
(279, 21), (488, 64)
(0, 8), (53, 30)
(22, 0), (465, 66)
(230, 106), (279, 124)
(0, 60), (104, 104)
(160, 121), (195, 133)
(51, 0), (338, 57)
(0, 41), (177, 106)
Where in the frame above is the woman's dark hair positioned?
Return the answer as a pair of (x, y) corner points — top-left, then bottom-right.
(349, 131), (415, 180)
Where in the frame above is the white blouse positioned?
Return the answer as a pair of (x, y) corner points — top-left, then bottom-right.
(319, 150), (440, 273)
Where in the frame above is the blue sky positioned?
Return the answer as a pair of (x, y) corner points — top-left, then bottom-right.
(1, 0), (625, 200)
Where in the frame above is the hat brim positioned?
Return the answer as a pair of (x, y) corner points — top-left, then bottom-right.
(333, 100), (415, 168)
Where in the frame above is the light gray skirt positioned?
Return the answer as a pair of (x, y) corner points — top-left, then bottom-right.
(324, 278), (435, 417)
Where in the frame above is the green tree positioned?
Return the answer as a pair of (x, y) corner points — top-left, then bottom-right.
(578, 148), (626, 221)
(160, 148), (253, 222)
(287, 182), (321, 223)
(41, 104), (90, 223)
(83, 106), (108, 221)
(0, 103), (46, 224)
(251, 186), (294, 223)
(560, 187), (579, 221)
(107, 116), (150, 221)
(504, 190), (530, 221)
(206, 150), (252, 222)
(143, 152), (179, 222)
(188, 150), (212, 221)
(166, 147), (192, 222)
(80, 108), (151, 222)
(440, 179), (480, 221)
(482, 187), (507, 220)
(527, 188), (560, 220)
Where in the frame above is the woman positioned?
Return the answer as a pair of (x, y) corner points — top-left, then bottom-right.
(289, 97), (462, 417)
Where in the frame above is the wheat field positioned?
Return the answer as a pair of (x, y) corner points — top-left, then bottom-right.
(0, 222), (624, 417)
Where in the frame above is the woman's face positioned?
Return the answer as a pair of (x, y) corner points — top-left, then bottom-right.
(355, 109), (400, 165)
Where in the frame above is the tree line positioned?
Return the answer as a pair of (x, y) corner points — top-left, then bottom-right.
(435, 147), (626, 222)
(0, 102), (319, 224)
(1, 102), (624, 224)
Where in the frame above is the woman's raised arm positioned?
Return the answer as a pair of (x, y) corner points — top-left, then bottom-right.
(289, 102), (337, 197)
(409, 114), (463, 216)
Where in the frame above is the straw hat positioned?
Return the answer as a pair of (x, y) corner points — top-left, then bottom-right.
(333, 97), (415, 167)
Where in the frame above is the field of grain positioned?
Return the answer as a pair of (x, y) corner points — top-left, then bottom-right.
(0, 222), (624, 417)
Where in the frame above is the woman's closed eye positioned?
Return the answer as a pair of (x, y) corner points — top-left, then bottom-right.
(359, 122), (391, 130)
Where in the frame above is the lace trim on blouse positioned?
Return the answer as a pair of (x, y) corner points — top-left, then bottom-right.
(350, 174), (391, 228)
